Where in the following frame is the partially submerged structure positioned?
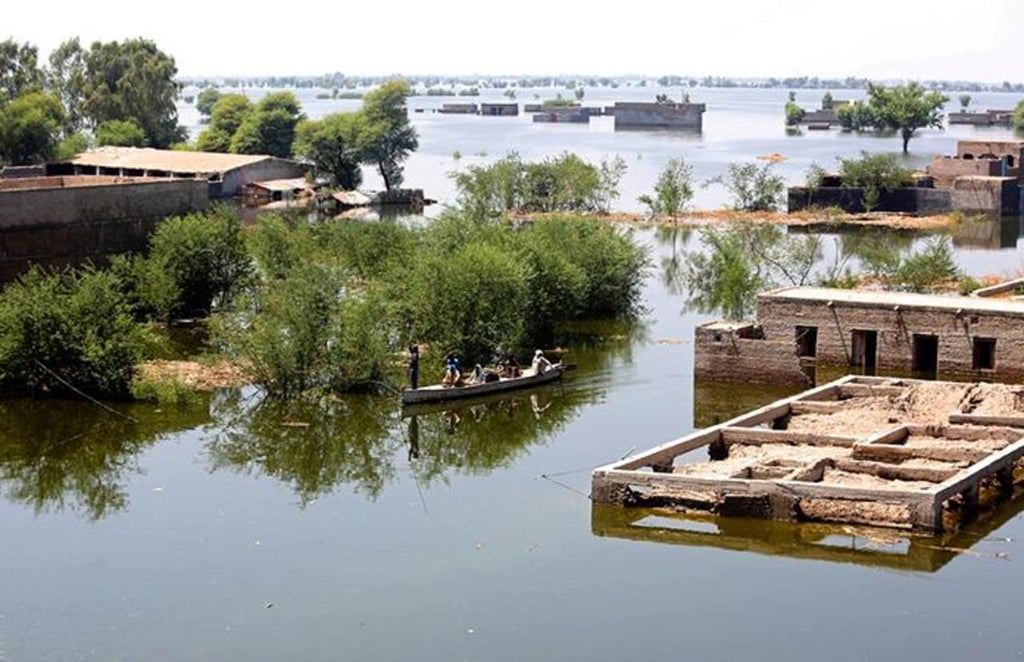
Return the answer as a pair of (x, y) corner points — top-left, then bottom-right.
(49, 147), (305, 198)
(695, 286), (1024, 386)
(592, 376), (1024, 531)
(612, 101), (705, 130)
(0, 175), (209, 279)
(479, 103), (519, 116)
(788, 140), (1024, 216)
(948, 109), (1015, 127)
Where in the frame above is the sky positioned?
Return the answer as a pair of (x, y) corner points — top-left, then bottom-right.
(7, 0), (1024, 82)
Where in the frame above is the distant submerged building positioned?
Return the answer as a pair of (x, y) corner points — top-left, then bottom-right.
(611, 101), (706, 130)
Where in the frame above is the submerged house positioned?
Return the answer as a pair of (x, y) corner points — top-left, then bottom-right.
(612, 101), (705, 130)
(695, 286), (1024, 385)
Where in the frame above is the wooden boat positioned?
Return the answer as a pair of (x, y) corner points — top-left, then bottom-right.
(400, 363), (567, 406)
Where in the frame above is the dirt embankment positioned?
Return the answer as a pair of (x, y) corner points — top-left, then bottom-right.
(138, 359), (251, 390)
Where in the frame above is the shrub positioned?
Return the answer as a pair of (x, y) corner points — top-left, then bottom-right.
(894, 237), (958, 291)
(711, 163), (786, 212)
(0, 267), (148, 398)
(639, 157), (695, 217)
(839, 151), (914, 212)
(95, 119), (147, 147)
(130, 374), (199, 406)
(146, 207), (253, 319)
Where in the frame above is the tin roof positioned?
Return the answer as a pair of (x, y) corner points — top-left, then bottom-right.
(332, 190), (372, 206)
(248, 178), (313, 192)
(68, 147), (282, 174)
(762, 286), (1024, 316)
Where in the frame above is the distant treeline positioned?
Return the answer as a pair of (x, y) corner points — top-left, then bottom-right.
(179, 73), (1024, 94)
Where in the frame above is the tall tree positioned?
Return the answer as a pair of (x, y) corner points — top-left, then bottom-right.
(81, 38), (185, 148)
(0, 92), (65, 165)
(229, 91), (303, 158)
(0, 39), (43, 105)
(361, 80), (418, 190)
(196, 94), (252, 152)
(293, 112), (370, 189)
(45, 38), (87, 135)
(867, 82), (948, 153)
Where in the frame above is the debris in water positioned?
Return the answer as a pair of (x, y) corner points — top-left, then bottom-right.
(466, 628), (476, 635)
(152, 486), (164, 492)
(264, 602), (274, 609)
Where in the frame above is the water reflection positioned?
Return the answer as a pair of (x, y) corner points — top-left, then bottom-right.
(0, 397), (211, 519)
(591, 493), (1021, 573)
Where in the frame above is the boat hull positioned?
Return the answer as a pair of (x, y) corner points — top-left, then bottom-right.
(400, 365), (565, 405)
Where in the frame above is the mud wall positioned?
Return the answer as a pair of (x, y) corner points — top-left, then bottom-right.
(0, 178), (208, 228)
(756, 298), (1024, 380)
(694, 328), (811, 385)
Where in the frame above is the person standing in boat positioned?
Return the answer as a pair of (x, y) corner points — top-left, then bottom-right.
(408, 344), (420, 389)
(531, 349), (552, 375)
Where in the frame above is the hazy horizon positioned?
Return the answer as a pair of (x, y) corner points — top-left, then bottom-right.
(8, 0), (1023, 83)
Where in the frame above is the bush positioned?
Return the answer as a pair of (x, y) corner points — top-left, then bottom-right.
(0, 267), (148, 398)
(130, 374), (199, 406)
(839, 151), (915, 212)
(1014, 100), (1024, 132)
(837, 101), (876, 131)
(146, 207), (253, 319)
(95, 119), (147, 147)
(639, 157), (695, 217)
(711, 163), (786, 212)
(894, 237), (958, 291)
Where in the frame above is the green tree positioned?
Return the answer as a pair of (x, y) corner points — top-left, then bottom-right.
(293, 111), (369, 189)
(0, 39), (42, 105)
(81, 38), (185, 148)
(362, 80), (419, 190)
(836, 100), (876, 131)
(45, 38), (86, 135)
(229, 91), (303, 157)
(196, 93), (252, 152)
(866, 82), (948, 153)
(958, 94), (972, 110)
(0, 92), (65, 165)
(95, 118), (147, 147)
(639, 157), (694, 217)
(196, 87), (222, 116)
(1014, 100), (1024, 131)
(785, 101), (805, 126)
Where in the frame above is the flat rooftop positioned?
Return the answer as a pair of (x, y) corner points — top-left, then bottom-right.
(68, 147), (278, 174)
(761, 286), (1024, 316)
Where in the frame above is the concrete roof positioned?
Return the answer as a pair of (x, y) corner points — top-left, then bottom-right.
(68, 147), (278, 174)
(762, 286), (1024, 316)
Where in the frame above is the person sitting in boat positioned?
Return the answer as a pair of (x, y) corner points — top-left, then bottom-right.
(507, 354), (520, 377)
(442, 353), (461, 386)
(470, 363), (486, 384)
(531, 349), (552, 375)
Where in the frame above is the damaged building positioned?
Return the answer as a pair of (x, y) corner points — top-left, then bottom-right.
(592, 375), (1024, 532)
(694, 286), (1024, 386)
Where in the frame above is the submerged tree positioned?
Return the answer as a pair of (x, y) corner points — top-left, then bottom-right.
(866, 82), (948, 153)
(639, 157), (694, 217)
(361, 80), (418, 190)
(293, 111), (370, 189)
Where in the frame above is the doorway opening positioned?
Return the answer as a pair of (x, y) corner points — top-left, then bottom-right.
(912, 334), (939, 377)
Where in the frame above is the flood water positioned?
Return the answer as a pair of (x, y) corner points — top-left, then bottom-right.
(3, 88), (1024, 661)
